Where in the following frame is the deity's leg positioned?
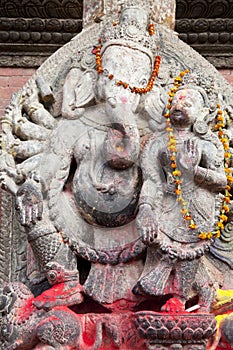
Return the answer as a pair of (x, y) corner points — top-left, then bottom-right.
(174, 259), (199, 302)
(194, 257), (217, 312)
(133, 252), (173, 297)
(157, 259), (200, 312)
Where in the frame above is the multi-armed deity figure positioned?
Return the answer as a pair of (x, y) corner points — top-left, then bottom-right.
(1, 0), (233, 349)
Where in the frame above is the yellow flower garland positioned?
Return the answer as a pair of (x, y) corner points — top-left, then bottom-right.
(164, 70), (232, 240)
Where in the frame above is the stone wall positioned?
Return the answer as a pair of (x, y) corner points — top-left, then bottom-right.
(0, 67), (36, 117)
(219, 69), (233, 86)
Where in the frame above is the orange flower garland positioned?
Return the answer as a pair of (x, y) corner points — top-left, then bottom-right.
(148, 23), (155, 36)
(93, 23), (161, 94)
(164, 70), (232, 240)
(198, 106), (232, 240)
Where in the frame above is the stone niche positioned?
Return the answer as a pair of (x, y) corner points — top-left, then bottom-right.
(1, 1), (233, 350)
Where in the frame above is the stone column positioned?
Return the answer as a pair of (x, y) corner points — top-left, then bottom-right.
(83, 0), (176, 29)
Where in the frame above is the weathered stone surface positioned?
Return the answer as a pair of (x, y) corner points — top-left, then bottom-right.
(83, 0), (176, 29)
(0, 0), (83, 67)
(1, 1), (233, 349)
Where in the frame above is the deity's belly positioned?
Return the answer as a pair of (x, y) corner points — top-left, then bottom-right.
(72, 159), (142, 227)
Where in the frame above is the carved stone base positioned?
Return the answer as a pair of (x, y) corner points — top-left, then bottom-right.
(147, 345), (206, 350)
(135, 312), (216, 350)
(0, 283), (217, 350)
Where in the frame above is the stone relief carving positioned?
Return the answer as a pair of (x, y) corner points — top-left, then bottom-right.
(134, 87), (226, 313)
(1, 0), (233, 349)
(0, 0), (83, 18)
(176, 0), (233, 68)
(176, 0), (233, 19)
(1, 0), (233, 68)
(0, 0), (83, 67)
(0, 18), (81, 43)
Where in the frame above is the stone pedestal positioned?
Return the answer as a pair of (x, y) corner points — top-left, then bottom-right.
(135, 312), (217, 350)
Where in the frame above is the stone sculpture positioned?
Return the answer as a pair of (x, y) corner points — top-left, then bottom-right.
(1, 0), (233, 349)
(134, 86), (226, 312)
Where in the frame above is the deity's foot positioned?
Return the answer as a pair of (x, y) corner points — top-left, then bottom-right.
(33, 280), (83, 311)
(161, 297), (186, 313)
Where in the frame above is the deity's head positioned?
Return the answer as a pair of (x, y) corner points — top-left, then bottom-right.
(95, 1), (157, 104)
(170, 87), (209, 129)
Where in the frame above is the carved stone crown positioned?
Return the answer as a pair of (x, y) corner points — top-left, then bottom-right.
(100, 4), (158, 60)
(119, 0), (152, 13)
(182, 72), (218, 112)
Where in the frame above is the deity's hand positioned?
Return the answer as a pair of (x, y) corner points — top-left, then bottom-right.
(15, 175), (43, 226)
(0, 161), (25, 195)
(0, 171), (18, 195)
(136, 204), (158, 246)
(177, 139), (200, 176)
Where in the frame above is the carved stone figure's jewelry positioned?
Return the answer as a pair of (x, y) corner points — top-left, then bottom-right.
(94, 21), (161, 95)
(164, 71), (232, 240)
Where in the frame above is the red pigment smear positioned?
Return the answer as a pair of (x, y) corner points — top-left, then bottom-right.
(216, 344), (233, 350)
(34, 283), (65, 303)
(82, 331), (96, 347)
(92, 47), (97, 54)
(178, 94), (186, 100)
(162, 297), (188, 313)
(17, 298), (35, 322)
(120, 96), (128, 104)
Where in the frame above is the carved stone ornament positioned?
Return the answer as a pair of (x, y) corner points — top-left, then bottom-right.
(1, 0), (233, 68)
(176, 0), (233, 68)
(0, 0), (83, 67)
(2, 0), (233, 349)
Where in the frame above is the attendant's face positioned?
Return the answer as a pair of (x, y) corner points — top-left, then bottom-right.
(170, 89), (203, 128)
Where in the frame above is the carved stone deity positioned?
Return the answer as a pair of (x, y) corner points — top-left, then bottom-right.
(134, 87), (226, 311)
(1, 1), (233, 349)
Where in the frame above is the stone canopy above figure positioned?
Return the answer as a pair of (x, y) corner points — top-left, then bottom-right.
(1, 1), (233, 349)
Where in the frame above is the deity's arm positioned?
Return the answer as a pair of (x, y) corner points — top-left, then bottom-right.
(138, 176), (164, 218)
(36, 119), (79, 191)
(139, 138), (165, 212)
(0, 85), (56, 195)
(136, 138), (164, 244)
(194, 166), (227, 191)
(15, 119), (79, 226)
(194, 140), (227, 191)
